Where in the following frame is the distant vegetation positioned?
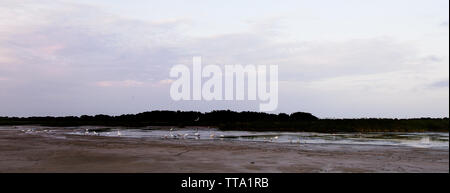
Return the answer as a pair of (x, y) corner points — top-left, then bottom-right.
(0, 110), (448, 132)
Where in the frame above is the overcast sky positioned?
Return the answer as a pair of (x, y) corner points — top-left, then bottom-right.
(0, 0), (448, 118)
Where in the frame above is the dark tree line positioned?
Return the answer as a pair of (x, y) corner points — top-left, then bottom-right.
(0, 110), (448, 132)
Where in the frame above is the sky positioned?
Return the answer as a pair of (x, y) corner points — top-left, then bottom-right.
(0, 0), (448, 118)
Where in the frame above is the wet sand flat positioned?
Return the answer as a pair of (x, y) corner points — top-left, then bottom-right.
(0, 129), (448, 173)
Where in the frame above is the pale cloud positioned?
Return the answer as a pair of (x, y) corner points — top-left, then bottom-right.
(279, 69), (449, 118)
(430, 79), (450, 88)
(94, 79), (174, 87)
(95, 80), (145, 87)
(158, 79), (175, 85)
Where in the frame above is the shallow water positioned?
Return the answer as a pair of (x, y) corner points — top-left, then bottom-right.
(2, 126), (448, 149)
(71, 127), (449, 149)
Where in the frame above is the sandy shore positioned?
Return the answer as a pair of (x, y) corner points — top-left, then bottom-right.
(0, 128), (448, 173)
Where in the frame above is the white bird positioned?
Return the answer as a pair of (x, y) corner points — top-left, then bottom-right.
(168, 129), (175, 138)
(117, 130), (122, 136)
(268, 136), (278, 142)
(193, 129), (200, 137)
(193, 130), (200, 139)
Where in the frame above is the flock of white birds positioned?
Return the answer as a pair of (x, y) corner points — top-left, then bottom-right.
(161, 128), (223, 140)
(18, 127), (301, 144)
